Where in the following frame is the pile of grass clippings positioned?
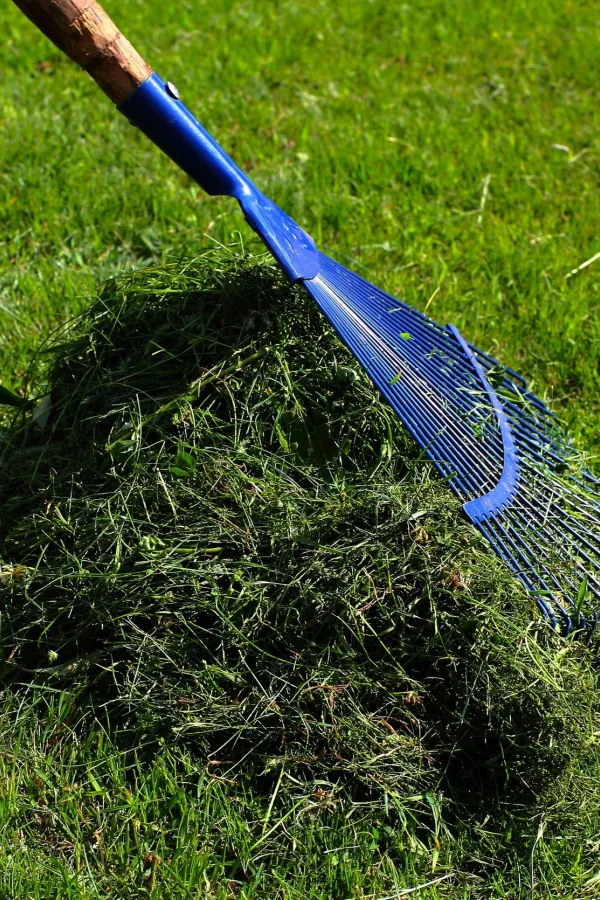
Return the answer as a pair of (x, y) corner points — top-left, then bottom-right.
(0, 252), (598, 892)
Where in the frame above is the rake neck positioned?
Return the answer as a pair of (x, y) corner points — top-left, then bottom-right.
(118, 74), (320, 282)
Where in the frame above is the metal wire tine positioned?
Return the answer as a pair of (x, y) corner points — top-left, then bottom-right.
(303, 255), (600, 636)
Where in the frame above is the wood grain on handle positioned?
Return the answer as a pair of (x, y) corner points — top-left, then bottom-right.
(12, 0), (152, 103)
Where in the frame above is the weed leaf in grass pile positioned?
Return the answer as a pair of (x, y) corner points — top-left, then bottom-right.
(0, 256), (599, 894)
(11, 0), (600, 634)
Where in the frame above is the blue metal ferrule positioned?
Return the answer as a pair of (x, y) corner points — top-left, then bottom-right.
(118, 74), (319, 282)
(446, 324), (520, 523)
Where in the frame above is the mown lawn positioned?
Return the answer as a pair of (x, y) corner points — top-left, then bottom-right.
(1, 0), (600, 897)
(3, 0), (600, 443)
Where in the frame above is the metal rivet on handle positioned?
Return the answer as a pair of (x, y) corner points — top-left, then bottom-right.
(165, 81), (180, 100)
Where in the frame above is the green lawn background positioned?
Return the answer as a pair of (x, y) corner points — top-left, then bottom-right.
(1, 0), (599, 445)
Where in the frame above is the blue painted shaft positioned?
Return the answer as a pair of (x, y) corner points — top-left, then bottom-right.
(119, 74), (319, 282)
(120, 74), (251, 198)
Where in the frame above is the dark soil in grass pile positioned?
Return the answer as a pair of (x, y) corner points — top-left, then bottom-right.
(0, 252), (598, 896)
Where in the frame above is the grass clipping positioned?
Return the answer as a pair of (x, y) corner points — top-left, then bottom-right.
(1, 252), (598, 866)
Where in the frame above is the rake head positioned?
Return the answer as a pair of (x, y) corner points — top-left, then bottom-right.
(304, 254), (600, 637)
(22, 58), (598, 637)
(116, 75), (600, 637)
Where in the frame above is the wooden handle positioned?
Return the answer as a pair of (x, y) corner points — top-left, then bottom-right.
(12, 0), (152, 104)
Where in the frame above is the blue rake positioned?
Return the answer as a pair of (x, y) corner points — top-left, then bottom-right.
(13, 0), (600, 636)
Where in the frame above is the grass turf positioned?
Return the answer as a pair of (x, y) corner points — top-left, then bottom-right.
(2, 0), (600, 445)
(1, 254), (599, 897)
(1, 0), (600, 895)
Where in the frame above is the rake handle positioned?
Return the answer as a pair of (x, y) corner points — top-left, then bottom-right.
(12, 0), (152, 104)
